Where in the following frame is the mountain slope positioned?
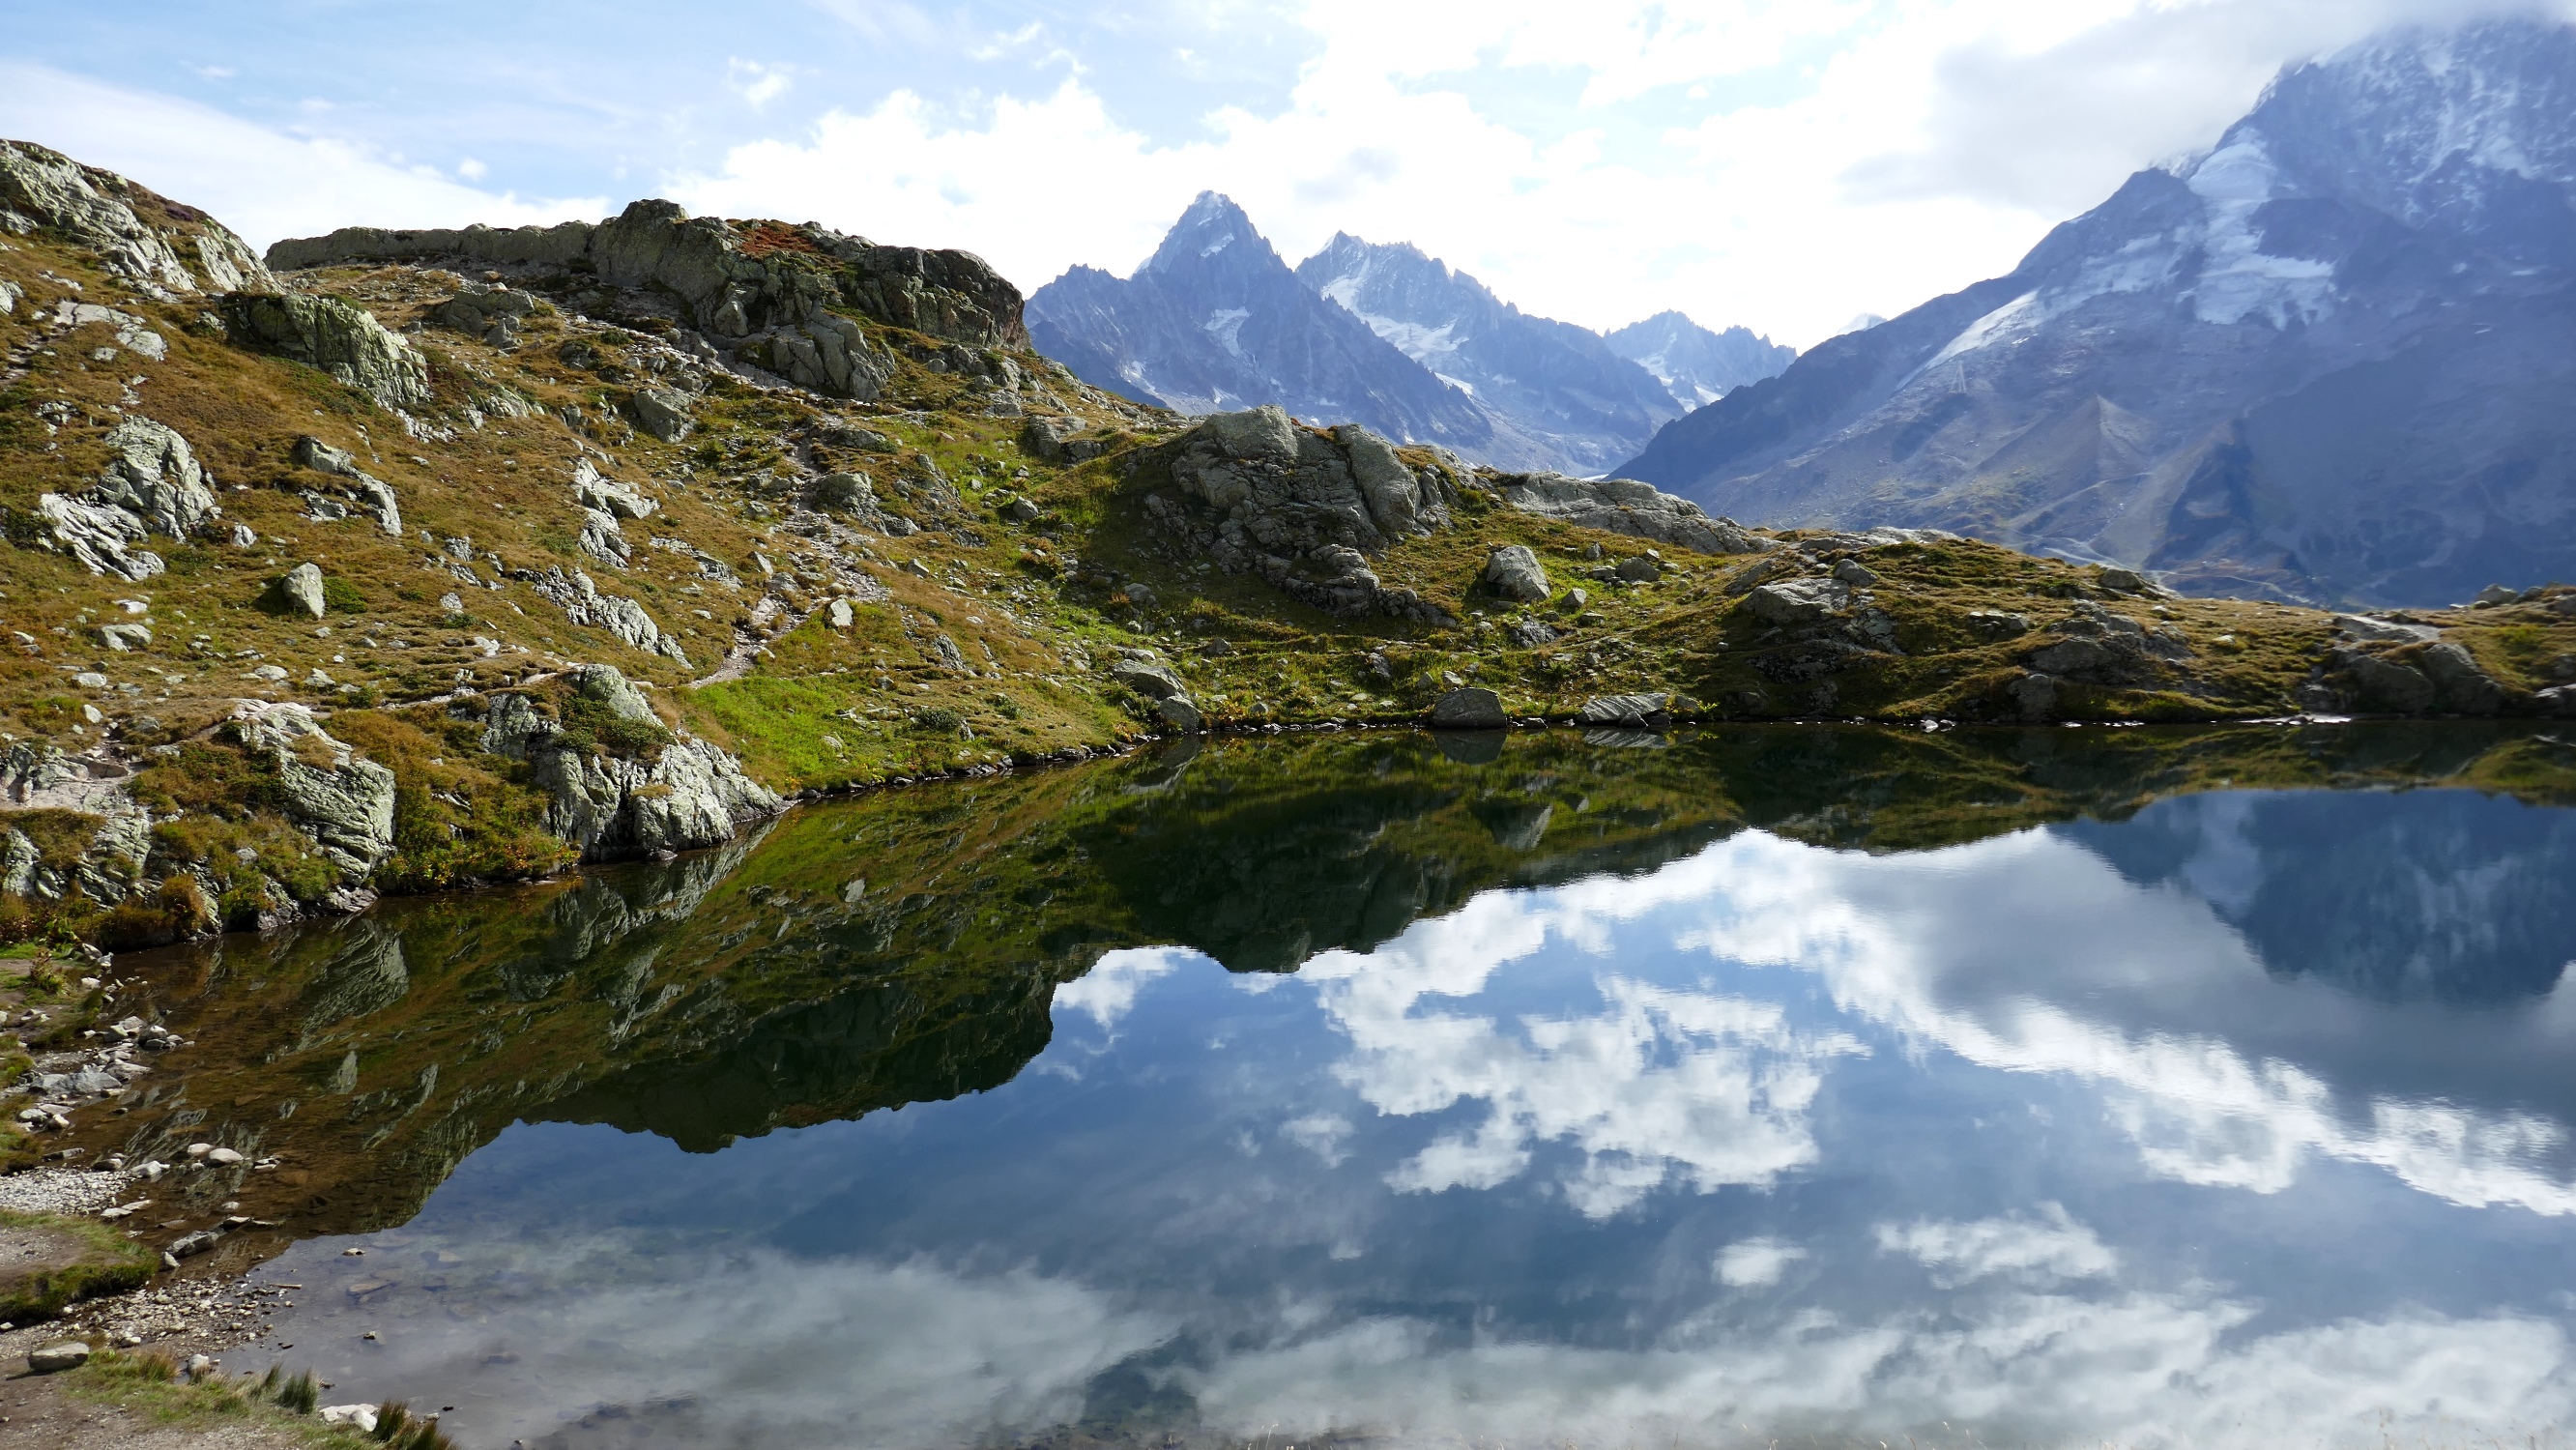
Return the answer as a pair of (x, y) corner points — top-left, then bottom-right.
(1025, 193), (1501, 459)
(1293, 234), (1681, 474)
(2, 139), (2569, 959)
(1603, 311), (1797, 409)
(1619, 17), (2576, 607)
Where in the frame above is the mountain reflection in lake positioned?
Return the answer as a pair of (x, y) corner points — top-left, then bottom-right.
(97, 724), (2576, 1450)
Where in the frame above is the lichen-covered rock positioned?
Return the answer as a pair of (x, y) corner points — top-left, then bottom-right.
(1431, 687), (1507, 729)
(1745, 575), (1853, 625)
(2330, 648), (2437, 714)
(1022, 414), (1112, 464)
(2019, 601), (2189, 683)
(0, 138), (273, 294)
(32, 416), (219, 578)
(290, 434), (401, 535)
(517, 667), (781, 861)
(229, 703), (395, 878)
(1483, 545), (1550, 603)
(765, 313), (894, 400)
(1108, 657), (1188, 700)
(217, 292), (430, 409)
(626, 386), (695, 443)
(1579, 693), (1671, 727)
(429, 282), (538, 345)
(1493, 472), (1759, 556)
(277, 562), (328, 619)
(2419, 641), (2504, 715)
(34, 492), (162, 579)
(1148, 406), (1459, 624)
(573, 459), (658, 520)
(268, 199), (1028, 350)
(520, 566), (689, 666)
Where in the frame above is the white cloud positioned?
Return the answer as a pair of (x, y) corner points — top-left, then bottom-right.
(1876, 1204), (2120, 1288)
(728, 58), (795, 108)
(1715, 1236), (1809, 1287)
(1300, 890), (1867, 1217)
(662, 0), (2576, 348)
(0, 63), (603, 252)
(1052, 944), (1190, 1030)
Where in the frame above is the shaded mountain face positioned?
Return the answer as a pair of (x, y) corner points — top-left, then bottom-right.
(1603, 310), (1797, 410)
(1294, 234), (1682, 474)
(1026, 193), (1499, 458)
(1619, 18), (2576, 608)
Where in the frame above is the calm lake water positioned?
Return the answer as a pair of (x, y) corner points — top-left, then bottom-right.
(109, 724), (2576, 1449)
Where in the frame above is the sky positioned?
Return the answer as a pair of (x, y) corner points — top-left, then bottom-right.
(2, 0), (2564, 349)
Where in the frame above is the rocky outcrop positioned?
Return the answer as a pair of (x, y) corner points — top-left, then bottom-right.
(1482, 545), (1549, 603)
(626, 386), (695, 443)
(1144, 405), (1460, 622)
(289, 435), (401, 536)
(2320, 638), (2507, 715)
(482, 667), (782, 861)
(229, 703), (395, 879)
(0, 138), (273, 295)
(1431, 687), (1507, 728)
(265, 198), (1028, 364)
(2021, 601), (2193, 685)
(1493, 472), (1759, 556)
(570, 459), (656, 566)
(218, 292), (430, 410)
(519, 566), (690, 666)
(34, 417), (218, 579)
(428, 282), (538, 346)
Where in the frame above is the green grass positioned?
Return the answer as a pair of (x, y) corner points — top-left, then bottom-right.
(0, 1209), (158, 1322)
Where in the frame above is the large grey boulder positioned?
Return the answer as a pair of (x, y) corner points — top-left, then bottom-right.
(230, 703), (395, 878)
(517, 669), (783, 861)
(1745, 575), (1853, 625)
(765, 313), (895, 400)
(2419, 641), (2504, 714)
(1482, 545), (1550, 603)
(0, 139), (272, 294)
(1108, 656), (1188, 700)
(1023, 414), (1113, 464)
(572, 459), (657, 520)
(26, 1341), (90, 1374)
(1147, 406), (1459, 623)
(1430, 687), (1507, 729)
(217, 292), (430, 409)
(1579, 693), (1670, 726)
(429, 282), (538, 345)
(2019, 601), (2189, 682)
(2329, 648), (2437, 714)
(1493, 473), (1759, 555)
(626, 386), (696, 443)
(277, 563), (328, 619)
(35, 416), (219, 578)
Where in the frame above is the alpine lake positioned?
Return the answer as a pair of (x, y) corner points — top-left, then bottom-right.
(81, 721), (2576, 1450)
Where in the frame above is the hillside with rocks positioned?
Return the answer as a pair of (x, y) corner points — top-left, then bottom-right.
(0, 138), (2571, 954)
(1619, 17), (2576, 610)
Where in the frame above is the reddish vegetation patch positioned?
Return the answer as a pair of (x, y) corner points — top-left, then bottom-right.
(735, 221), (824, 258)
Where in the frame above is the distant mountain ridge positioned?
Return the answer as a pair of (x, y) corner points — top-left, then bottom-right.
(1603, 311), (1797, 410)
(1618, 16), (2576, 607)
(1027, 194), (1500, 460)
(1028, 197), (1792, 475)
(1293, 235), (1683, 474)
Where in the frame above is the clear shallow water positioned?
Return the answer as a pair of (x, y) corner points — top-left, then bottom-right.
(123, 727), (2576, 1449)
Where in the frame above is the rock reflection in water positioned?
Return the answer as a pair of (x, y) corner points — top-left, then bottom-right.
(77, 722), (2576, 1449)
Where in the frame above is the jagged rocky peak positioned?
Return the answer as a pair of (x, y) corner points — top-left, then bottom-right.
(1027, 193), (1499, 456)
(1291, 233), (1685, 475)
(0, 138), (273, 296)
(1617, 14), (2576, 608)
(1602, 311), (1796, 410)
